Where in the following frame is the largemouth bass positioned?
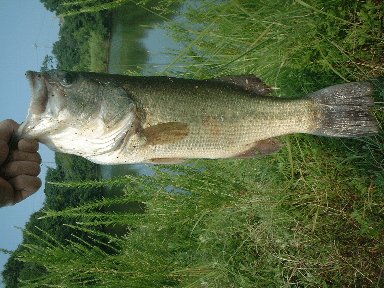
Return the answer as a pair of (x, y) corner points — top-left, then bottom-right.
(18, 70), (379, 164)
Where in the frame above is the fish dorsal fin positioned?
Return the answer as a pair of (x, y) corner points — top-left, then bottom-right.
(234, 138), (283, 158)
(217, 75), (272, 96)
(142, 122), (189, 146)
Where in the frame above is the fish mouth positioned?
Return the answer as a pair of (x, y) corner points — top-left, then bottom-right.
(18, 71), (49, 138)
(25, 71), (48, 114)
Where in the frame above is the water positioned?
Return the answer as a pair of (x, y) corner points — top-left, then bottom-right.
(107, 4), (183, 75)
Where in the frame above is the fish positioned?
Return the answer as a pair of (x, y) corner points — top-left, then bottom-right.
(18, 70), (379, 164)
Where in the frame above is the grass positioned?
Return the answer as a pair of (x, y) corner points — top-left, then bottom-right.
(11, 0), (384, 287)
(163, 0), (383, 84)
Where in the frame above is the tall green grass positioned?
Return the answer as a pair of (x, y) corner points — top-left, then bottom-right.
(17, 141), (384, 287)
(164, 0), (383, 85)
(12, 0), (384, 287)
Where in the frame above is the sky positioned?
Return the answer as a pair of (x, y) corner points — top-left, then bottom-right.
(0, 1), (60, 285)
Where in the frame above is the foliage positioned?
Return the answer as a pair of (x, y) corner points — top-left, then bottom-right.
(40, 0), (126, 15)
(40, 55), (55, 72)
(9, 139), (384, 287)
(61, 0), (185, 17)
(163, 0), (383, 83)
(2, 253), (24, 288)
(39, 0), (61, 13)
(42, 0), (111, 72)
(45, 0), (183, 72)
(3, 0), (384, 287)
(52, 12), (109, 71)
(2, 153), (102, 287)
(89, 31), (109, 72)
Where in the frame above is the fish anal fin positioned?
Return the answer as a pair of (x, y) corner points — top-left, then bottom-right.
(143, 122), (189, 146)
(234, 138), (283, 158)
(217, 75), (272, 96)
(147, 158), (186, 164)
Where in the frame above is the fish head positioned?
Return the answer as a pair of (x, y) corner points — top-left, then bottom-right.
(19, 70), (137, 162)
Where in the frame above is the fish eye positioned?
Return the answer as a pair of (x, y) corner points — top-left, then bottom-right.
(60, 73), (75, 87)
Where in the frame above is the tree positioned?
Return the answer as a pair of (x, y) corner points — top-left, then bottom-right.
(2, 250), (24, 288)
(39, 0), (61, 13)
(41, 55), (56, 71)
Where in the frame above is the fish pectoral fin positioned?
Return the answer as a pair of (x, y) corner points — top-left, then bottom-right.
(142, 122), (189, 146)
(147, 158), (186, 164)
(217, 75), (272, 96)
(234, 138), (283, 158)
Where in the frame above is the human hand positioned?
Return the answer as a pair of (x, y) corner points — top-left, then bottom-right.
(0, 119), (42, 207)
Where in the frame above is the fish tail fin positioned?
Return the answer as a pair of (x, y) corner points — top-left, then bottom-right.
(310, 82), (379, 137)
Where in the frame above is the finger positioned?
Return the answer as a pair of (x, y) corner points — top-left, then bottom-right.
(0, 177), (14, 207)
(1, 161), (41, 179)
(18, 139), (39, 153)
(8, 150), (42, 164)
(0, 139), (9, 165)
(0, 119), (19, 143)
(9, 175), (42, 204)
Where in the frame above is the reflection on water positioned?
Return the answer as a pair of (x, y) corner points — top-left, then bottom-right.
(99, 164), (154, 179)
(108, 3), (182, 75)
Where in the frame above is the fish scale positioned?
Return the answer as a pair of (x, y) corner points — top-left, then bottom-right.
(136, 99), (315, 161)
(19, 71), (378, 164)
